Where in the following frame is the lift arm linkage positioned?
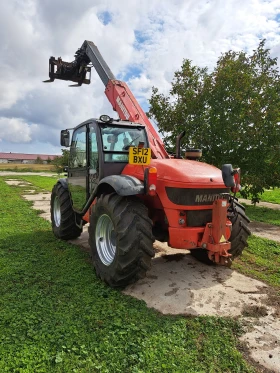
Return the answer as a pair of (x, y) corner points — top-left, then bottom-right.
(44, 40), (169, 159)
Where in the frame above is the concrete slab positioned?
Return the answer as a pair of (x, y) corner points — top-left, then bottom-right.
(69, 230), (90, 251)
(24, 194), (51, 202)
(0, 172), (57, 176)
(240, 315), (280, 372)
(40, 212), (51, 221)
(123, 254), (269, 316)
(5, 180), (32, 186)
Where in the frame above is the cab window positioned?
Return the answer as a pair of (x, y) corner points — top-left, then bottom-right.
(69, 126), (87, 168)
(101, 126), (148, 162)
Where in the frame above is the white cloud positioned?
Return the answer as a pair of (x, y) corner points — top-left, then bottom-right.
(0, 0), (280, 153)
(0, 118), (33, 143)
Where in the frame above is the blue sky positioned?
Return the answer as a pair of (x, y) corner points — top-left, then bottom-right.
(0, 0), (280, 155)
(98, 11), (112, 26)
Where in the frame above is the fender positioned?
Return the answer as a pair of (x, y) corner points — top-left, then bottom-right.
(79, 175), (144, 219)
(57, 178), (68, 189)
(98, 175), (144, 196)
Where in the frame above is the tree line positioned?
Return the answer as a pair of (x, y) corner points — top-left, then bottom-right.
(148, 40), (280, 202)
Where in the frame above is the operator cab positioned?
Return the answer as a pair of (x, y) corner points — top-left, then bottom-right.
(61, 116), (149, 213)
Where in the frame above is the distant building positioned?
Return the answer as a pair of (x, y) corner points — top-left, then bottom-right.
(0, 152), (59, 164)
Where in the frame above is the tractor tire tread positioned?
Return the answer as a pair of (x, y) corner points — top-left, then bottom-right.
(50, 182), (82, 240)
(88, 193), (154, 288)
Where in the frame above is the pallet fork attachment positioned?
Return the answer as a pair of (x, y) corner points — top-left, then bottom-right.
(43, 41), (115, 87)
(43, 40), (168, 159)
(43, 56), (91, 87)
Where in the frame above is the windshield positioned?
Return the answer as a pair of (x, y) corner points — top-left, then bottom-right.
(100, 125), (148, 162)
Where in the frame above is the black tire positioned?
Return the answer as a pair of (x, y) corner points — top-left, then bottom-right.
(190, 201), (251, 265)
(228, 201), (251, 259)
(50, 182), (82, 240)
(88, 193), (155, 288)
(190, 248), (214, 265)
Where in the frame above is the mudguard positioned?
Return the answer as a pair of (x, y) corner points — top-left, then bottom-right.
(57, 178), (68, 189)
(222, 164), (235, 187)
(98, 175), (144, 196)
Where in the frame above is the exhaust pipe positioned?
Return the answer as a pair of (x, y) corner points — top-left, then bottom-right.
(175, 131), (186, 159)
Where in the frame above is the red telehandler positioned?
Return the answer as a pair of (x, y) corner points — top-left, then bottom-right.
(44, 40), (250, 287)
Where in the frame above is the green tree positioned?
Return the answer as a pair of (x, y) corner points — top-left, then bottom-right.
(52, 149), (69, 173)
(35, 156), (43, 164)
(148, 40), (280, 202)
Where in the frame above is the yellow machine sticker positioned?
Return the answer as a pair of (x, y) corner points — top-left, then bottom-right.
(129, 147), (151, 165)
(219, 234), (227, 243)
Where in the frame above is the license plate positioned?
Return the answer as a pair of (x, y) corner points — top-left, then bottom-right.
(128, 147), (151, 165)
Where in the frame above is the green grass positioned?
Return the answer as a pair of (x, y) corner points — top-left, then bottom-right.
(0, 177), (255, 373)
(3, 175), (62, 193)
(0, 163), (55, 172)
(16, 175), (59, 192)
(232, 235), (280, 288)
(239, 188), (280, 204)
(243, 204), (280, 226)
(260, 188), (280, 204)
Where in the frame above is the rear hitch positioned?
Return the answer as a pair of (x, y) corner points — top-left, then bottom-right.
(199, 196), (232, 265)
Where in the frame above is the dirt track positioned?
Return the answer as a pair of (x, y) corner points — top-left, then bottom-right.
(249, 221), (280, 243)
(239, 198), (280, 210)
(4, 179), (280, 373)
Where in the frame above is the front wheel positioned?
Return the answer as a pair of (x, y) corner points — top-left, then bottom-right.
(228, 201), (251, 260)
(88, 193), (155, 287)
(50, 182), (82, 240)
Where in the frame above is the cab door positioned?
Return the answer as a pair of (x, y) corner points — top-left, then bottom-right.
(88, 124), (99, 194)
(68, 122), (100, 212)
(68, 124), (88, 212)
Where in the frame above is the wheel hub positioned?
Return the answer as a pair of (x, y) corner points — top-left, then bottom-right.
(53, 196), (61, 227)
(96, 214), (116, 266)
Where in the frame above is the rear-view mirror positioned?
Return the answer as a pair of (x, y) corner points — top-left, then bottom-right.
(60, 130), (70, 147)
(222, 164), (235, 187)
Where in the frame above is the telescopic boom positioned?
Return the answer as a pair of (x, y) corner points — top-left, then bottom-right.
(44, 40), (169, 159)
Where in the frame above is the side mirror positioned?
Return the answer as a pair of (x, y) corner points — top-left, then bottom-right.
(60, 130), (70, 147)
(222, 164), (235, 187)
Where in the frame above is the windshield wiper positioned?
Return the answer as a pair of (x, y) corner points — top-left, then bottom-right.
(122, 135), (141, 150)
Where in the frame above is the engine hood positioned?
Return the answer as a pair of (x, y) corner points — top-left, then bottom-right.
(150, 158), (225, 186)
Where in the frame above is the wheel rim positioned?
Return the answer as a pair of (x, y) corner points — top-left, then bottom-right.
(53, 196), (61, 227)
(96, 214), (116, 266)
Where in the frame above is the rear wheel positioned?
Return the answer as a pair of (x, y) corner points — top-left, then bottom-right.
(190, 201), (251, 265)
(50, 182), (82, 240)
(88, 193), (155, 287)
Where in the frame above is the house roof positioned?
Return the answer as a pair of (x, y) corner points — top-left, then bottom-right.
(0, 152), (59, 161)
